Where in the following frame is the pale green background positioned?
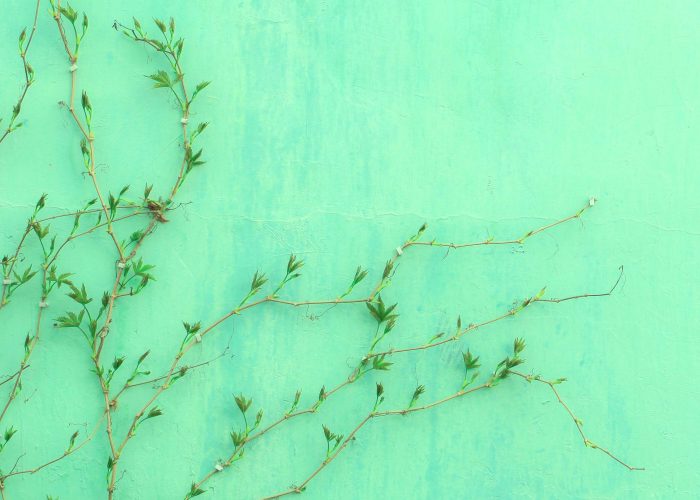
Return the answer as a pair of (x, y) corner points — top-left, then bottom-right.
(1, 1), (697, 499)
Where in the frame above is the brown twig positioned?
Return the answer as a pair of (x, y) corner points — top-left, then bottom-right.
(52, 1), (125, 262)
(367, 266), (624, 360)
(260, 384), (491, 499)
(0, 0), (41, 146)
(188, 374), (357, 496)
(509, 370), (644, 471)
(0, 367), (28, 389)
(111, 349), (231, 404)
(188, 268), (621, 495)
(0, 266), (48, 424)
(406, 202), (592, 251)
(0, 414), (105, 481)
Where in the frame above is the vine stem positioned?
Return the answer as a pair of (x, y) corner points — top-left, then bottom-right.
(0, 367), (28, 388)
(260, 364), (643, 500)
(51, 5), (126, 498)
(189, 376), (357, 495)
(0, 413), (106, 482)
(197, 202), (602, 372)
(58, 18), (196, 499)
(0, 266), (47, 424)
(0, 224), (32, 309)
(367, 201), (594, 300)
(0, 207), (161, 493)
(53, 0), (125, 265)
(260, 384), (491, 500)
(111, 349), (230, 402)
(367, 265), (624, 360)
(128, 200), (598, 497)
(405, 204), (591, 250)
(0, 205), (149, 309)
(508, 370), (644, 471)
(0, 0), (41, 146)
(188, 269), (621, 495)
(0, 210), (150, 441)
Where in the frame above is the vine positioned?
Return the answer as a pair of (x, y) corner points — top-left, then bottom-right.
(0, 3), (642, 499)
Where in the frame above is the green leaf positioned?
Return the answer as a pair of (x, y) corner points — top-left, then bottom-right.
(112, 356), (125, 371)
(409, 222), (428, 242)
(230, 430), (245, 448)
(250, 271), (267, 293)
(382, 259), (393, 280)
(67, 431), (79, 452)
(147, 70), (172, 89)
(372, 354), (393, 371)
(59, 5), (78, 24)
(375, 382), (384, 398)
(462, 350), (481, 372)
(81, 91), (91, 113)
(54, 310), (85, 329)
(352, 266), (367, 287)
(286, 254), (304, 275)
(154, 18), (167, 33)
(234, 394), (252, 414)
(67, 284), (91, 305)
(409, 384), (425, 408)
(366, 296), (397, 324)
(144, 406), (163, 420)
(3, 426), (17, 443)
(183, 321), (201, 335)
(187, 483), (206, 498)
(193, 81), (211, 96)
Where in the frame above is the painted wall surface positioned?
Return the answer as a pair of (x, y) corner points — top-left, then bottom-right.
(1, 1), (698, 499)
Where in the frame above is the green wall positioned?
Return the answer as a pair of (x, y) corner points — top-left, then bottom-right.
(1, 1), (697, 498)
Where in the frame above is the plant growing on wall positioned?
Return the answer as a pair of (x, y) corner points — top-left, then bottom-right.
(0, 2), (642, 499)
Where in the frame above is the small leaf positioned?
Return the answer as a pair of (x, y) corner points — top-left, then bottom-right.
(144, 406), (163, 420)
(194, 81), (211, 95)
(352, 266), (367, 287)
(154, 18), (167, 33)
(372, 355), (393, 371)
(375, 382), (384, 398)
(234, 394), (252, 414)
(147, 70), (172, 89)
(409, 384), (425, 408)
(4, 426), (17, 443)
(187, 483), (206, 498)
(462, 350), (481, 372)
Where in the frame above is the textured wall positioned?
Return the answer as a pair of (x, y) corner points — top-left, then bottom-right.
(1, 1), (697, 499)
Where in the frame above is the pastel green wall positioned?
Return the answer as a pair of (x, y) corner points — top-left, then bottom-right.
(1, 1), (697, 499)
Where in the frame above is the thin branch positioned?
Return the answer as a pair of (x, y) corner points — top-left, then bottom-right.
(368, 268), (624, 360)
(0, 414), (105, 481)
(260, 384), (490, 499)
(0, 366), (28, 389)
(509, 370), (644, 471)
(538, 265), (624, 303)
(189, 375), (356, 495)
(0, 266), (48, 424)
(52, 1), (125, 262)
(0, 0), (41, 146)
(405, 201), (593, 251)
(111, 349), (230, 403)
